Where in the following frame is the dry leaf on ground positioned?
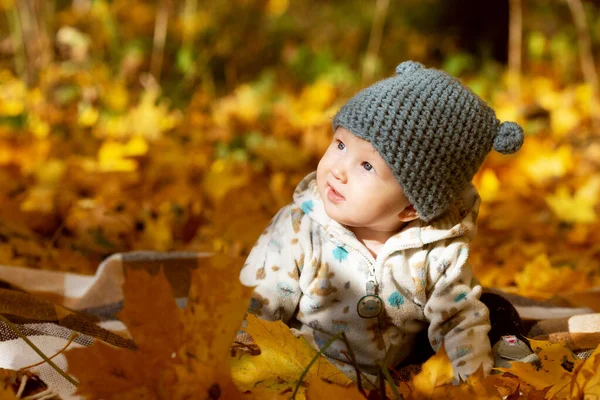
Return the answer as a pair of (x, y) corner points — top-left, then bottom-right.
(495, 338), (582, 399)
(66, 254), (257, 399)
(305, 376), (365, 399)
(230, 314), (351, 397)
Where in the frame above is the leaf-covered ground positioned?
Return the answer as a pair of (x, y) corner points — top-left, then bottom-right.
(1, 1), (600, 398)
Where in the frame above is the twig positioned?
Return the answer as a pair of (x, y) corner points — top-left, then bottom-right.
(151, 0), (172, 82)
(340, 331), (366, 395)
(15, 0), (35, 85)
(0, 314), (79, 387)
(19, 333), (79, 371)
(291, 331), (344, 400)
(379, 364), (403, 400)
(565, 0), (600, 130)
(389, 367), (413, 393)
(6, 4), (26, 80)
(378, 369), (387, 400)
(508, 0), (522, 104)
(310, 327), (374, 395)
(362, 0), (390, 85)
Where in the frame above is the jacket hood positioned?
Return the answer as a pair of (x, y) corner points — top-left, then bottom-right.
(292, 172), (480, 249)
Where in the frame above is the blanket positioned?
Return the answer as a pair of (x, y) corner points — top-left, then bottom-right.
(0, 251), (598, 399)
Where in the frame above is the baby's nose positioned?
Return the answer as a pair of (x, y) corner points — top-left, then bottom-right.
(331, 166), (347, 182)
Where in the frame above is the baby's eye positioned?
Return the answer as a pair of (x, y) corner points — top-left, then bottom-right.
(336, 141), (346, 151)
(362, 162), (374, 172)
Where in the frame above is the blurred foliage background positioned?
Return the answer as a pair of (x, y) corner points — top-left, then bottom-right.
(0, 0), (599, 299)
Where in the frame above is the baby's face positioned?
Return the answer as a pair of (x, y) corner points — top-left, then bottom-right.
(316, 127), (414, 233)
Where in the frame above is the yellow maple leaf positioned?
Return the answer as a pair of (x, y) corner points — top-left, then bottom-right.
(97, 141), (138, 172)
(495, 338), (582, 399)
(570, 345), (600, 398)
(489, 372), (549, 399)
(289, 78), (336, 128)
(440, 368), (502, 399)
(0, 71), (26, 116)
(125, 87), (180, 140)
(77, 103), (100, 127)
(249, 135), (311, 170)
(474, 169), (500, 201)
(551, 106), (580, 138)
(203, 159), (252, 203)
(19, 159), (66, 213)
(407, 345), (455, 399)
(519, 140), (573, 186)
(515, 253), (590, 298)
(230, 314), (351, 397)
(546, 176), (600, 224)
(27, 114), (50, 139)
(103, 81), (129, 112)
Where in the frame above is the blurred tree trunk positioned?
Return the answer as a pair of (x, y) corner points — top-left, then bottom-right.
(16, 0), (54, 86)
(508, 0), (522, 103)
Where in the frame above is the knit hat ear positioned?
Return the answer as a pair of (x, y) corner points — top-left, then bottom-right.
(395, 61), (424, 75)
(494, 121), (524, 154)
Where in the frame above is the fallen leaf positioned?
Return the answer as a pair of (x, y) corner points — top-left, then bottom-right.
(230, 314), (351, 397)
(169, 254), (255, 399)
(407, 345), (454, 399)
(570, 345), (600, 399)
(65, 267), (182, 399)
(305, 376), (365, 399)
(441, 368), (502, 399)
(495, 338), (583, 399)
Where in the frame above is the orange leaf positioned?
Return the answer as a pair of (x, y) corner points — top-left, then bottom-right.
(120, 267), (185, 355)
(441, 368), (502, 399)
(66, 255), (256, 399)
(495, 339), (582, 399)
(169, 254), (255, 399)
(65, 267), (182, 399)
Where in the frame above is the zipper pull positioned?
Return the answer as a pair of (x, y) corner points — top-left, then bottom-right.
(366, 280), (378, 295)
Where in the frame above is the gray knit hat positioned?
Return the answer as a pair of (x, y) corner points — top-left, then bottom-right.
(332, 61), (524, 222)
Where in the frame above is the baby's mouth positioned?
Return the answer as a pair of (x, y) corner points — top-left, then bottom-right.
(326, 183), (345, 202)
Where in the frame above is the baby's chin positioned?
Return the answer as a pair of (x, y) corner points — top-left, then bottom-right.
(321, 203), (358, 227)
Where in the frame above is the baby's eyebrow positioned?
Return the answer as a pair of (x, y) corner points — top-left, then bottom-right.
(363, 146), (379, 156)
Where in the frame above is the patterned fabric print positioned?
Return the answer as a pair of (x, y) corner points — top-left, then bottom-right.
(291, 207), (304, 233)
(332, 246), (349, 263)
(310, 262), (338, 296)
(332, 319), (349, 334)
(366, 319), (386, 351)
(453, 344), (474, 364)
(301, 200), (314, 214)
(388, 291), (405, 308)
(248, 293), (270, 316)
(439, 307), (467, 337)
(276, 282), (296, 298)
(255, 266), (267, 280)
(292, 253), (305, 278)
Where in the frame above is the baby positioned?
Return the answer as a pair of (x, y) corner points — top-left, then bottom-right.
(239, 61), (526, 382)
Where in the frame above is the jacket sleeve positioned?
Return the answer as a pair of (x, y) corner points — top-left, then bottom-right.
(423, 238), (493, 381)
(239, 205), (304, 324)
